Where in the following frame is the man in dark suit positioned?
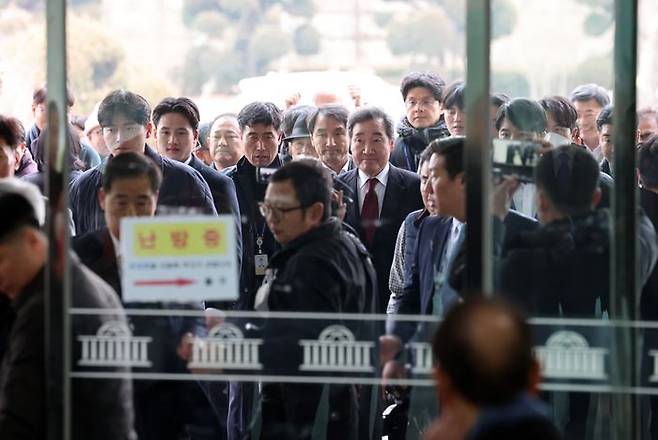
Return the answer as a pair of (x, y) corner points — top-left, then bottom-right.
(382, 138), (537, 390)
(336, 106), (424, 313)
(72, 153), (219, 440)
(69, 90), (217, 235)
(222, 102), (284, 440)
(152, 97), (243, 281)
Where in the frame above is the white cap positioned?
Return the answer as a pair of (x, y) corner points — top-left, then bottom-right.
(83, 102), (101, 136)
(0, 178), (45, 226)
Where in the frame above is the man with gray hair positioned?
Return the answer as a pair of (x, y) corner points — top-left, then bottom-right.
(569, 83), (611, 161)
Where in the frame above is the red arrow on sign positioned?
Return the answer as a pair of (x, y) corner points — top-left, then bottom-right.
(134, 278), (196, 287)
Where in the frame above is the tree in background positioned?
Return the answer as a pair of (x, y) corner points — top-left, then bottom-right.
(575, 0), (613, 36)
(181, 0), (321, 95)
(0, 7), (175, 115)
(384, 0), (517, 68)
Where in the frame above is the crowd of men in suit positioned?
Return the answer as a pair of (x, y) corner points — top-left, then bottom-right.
(1, 71), (658, 439)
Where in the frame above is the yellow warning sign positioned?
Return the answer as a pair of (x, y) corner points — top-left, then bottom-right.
(132, 222), (228, 257)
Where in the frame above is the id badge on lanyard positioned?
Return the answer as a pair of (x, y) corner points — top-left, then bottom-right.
(255, 235), (268, 276)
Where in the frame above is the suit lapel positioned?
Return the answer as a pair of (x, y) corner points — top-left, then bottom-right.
(379, 166), (403, 225)
(341, 170), (361, 235)
(421, 218), (452, 314)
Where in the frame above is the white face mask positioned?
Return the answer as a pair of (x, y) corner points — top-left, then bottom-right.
(545, 131), (571, 148)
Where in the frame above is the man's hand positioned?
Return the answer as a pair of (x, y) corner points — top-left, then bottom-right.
(204, 307), (225, 330)
(492, 176), (519, 221)
(348, 84), (362, 108)
(176, 332), (196, 362)
(332, 189), (347, 221)
(379, 334), (402, 366)
(284, 92), (301, 109)
(381, 359), (408, 399)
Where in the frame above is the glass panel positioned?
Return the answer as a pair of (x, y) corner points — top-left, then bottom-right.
(2, 0), (654, 439)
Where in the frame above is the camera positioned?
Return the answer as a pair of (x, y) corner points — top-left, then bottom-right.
(256, 167), (277, 185)
(492, 139), (543, 183)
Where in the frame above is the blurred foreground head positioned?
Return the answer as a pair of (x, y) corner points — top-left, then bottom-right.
(432, 296), (539, 406)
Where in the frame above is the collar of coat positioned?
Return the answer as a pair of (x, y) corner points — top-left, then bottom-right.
(396, 116), (449, 141)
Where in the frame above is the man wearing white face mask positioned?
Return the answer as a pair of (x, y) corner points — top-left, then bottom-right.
(69, 89), (217, 235)
(495, 98), (548, 218)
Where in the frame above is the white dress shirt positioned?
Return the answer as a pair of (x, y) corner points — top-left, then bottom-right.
(357, 163), (390, 216)
(512, 182), (537, 218)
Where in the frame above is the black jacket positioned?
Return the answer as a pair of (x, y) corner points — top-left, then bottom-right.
(187, 154), (243, 275)
(337, 165), (424, 313)
(69, 146), (217, 235)
(224, 156), (281, 310)
(390, 117), (449, 172)
(258, 219), (378, 440)
(0, 259), (136, 440)
(497, 209), (657, 317)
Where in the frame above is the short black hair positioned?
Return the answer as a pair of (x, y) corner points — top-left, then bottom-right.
(281, 105), (316, 138)
(569, 83), (610, 108)
(400, 72), (445, 102)
(98, 90), (151, 128)
(0, 192), (40, 243)
(32, 85), (75, 107)
(237, 102), (283, 132)
(538, 96), (578, 130)
(596, 105), (613, 132)
(270, 159), (333, 222)
(495, 98), (547, 133)
(0, 115), (25, 149)
(638, 135), (658, 189)
(102, 151), (163, 194)
(433, 296), (534, 406)
(152, 97), (201, 131)
(535, 144), (600, 216)
(307, 104), (350, 135)
(426, 137), (464, 179)
(490, 93), (510, 109)
(347, 106), (394, 140)
(442, 80), (465, 110)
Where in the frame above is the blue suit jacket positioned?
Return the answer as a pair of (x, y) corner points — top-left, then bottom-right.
(391, 210), (537, 340)
(397, 215), (453, 316)
(336, 165), (424, 313)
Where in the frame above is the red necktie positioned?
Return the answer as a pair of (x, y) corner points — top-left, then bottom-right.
(361, 178), (379, 245)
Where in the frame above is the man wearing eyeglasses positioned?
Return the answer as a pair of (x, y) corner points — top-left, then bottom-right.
(390, 72), (450, 172)
(255, 159), (377, 440)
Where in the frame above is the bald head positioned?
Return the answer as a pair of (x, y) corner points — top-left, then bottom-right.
(433, 297), (534, 406)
